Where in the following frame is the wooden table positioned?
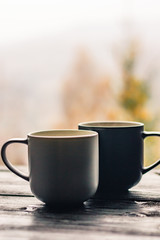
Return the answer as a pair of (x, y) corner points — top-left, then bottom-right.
(0, 166), (160, 240)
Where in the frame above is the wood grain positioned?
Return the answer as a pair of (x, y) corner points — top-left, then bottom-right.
(0, 167), (160, 239)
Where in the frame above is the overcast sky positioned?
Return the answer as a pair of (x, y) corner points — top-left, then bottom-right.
(0, 0), (160, 46)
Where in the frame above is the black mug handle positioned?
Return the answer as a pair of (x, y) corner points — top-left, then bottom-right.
(142, 131), (160, 174)
(1, 138), (29, 181)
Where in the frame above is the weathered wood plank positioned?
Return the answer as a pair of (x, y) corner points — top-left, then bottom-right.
(0, 167), (160, 239)
(1, 230), (160, 240)
(0, 195), (160, 239)
(0, 166), (32, 196)
(0, 167), (160, 202)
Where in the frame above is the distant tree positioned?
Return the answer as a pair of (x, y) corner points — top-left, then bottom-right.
(57, 44), (160, 166)
(59, 49), (117, 128)
(118, 40), (160, 165)
(119, 41), (153, 127)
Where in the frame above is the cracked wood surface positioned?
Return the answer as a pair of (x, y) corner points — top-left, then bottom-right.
(0, 166), (160, 239)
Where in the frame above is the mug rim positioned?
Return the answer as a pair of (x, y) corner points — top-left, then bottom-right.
(28, 129), (98, 138)
(78, 121), (144, 129)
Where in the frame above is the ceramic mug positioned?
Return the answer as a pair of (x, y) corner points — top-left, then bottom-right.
(1, 130), (98, 206)
(78, 121), (160, 195)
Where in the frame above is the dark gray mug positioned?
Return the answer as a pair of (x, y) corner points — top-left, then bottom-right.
(1, 130), (98, 206)
(78, 121), (160, 195)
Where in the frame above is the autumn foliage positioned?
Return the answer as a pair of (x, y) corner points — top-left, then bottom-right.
(58, 44), (160, 166)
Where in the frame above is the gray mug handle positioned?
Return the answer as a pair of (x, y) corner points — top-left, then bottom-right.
(142, 131), (160, 174)
(1, 138), (29, 181)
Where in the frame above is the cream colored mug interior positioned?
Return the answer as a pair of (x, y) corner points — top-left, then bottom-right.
(28, 129), (97, 138)
(79, 121), (144, 128)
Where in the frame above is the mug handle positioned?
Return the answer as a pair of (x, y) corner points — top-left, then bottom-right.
(142, 131), (160, 174)
(1, 138), (29, 181)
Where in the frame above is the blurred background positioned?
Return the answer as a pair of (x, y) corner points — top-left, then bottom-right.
(1, 0), (160, 165)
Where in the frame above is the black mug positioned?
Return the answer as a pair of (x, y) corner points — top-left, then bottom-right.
(78, 121), (160, 195)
